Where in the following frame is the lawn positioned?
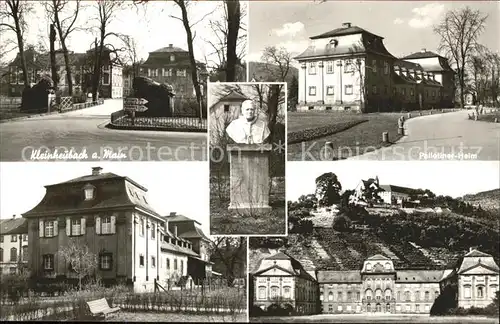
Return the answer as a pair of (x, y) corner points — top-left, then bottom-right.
(210, 176), (286, 235)
(477, 110), (500, 123)
(287, 110), (452, 161)
(250, 314), (499, 323)
(108, 311), (247, 322)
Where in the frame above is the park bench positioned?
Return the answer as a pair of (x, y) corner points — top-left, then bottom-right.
(86, 298), (120, 319)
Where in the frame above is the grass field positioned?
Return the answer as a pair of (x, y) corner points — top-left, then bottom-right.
(210, 176), (286, 235)
(108, 312), (247, 322)
(287, 110), (453, 161)
(250, 314), (499, 323)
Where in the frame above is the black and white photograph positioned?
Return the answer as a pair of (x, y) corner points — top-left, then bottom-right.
(248, 0), (500, 161)
(0, 0), (247, 161)
(209, 82), (286, 236)
(0, 162), (247, 322)
(248, 160), (499, 323)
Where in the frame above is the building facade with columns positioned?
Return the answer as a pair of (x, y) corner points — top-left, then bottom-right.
(0, 217), (28, 274)
(295, 22), (454, 112)
(22, 167), (211, 292)
(252, 252), (320, 315)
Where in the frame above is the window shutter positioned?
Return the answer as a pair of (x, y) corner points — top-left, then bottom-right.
(39, 220), (44, 238)
(111, 215), (116, 234)
(81, 218), (86, 235)
(53, 220), (58, 236)
(66, 218), (71, 236)
(96, 217), (101, 235)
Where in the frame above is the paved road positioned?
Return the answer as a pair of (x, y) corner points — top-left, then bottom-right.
(351, 110), (500, 161)
(0, 99), (207, 161)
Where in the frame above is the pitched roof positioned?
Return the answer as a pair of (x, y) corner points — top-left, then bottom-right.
(367, 254), (390, 261)
(317, 270), (362, 283)
(458, 249), (499, 274)
(161, 240), (199, 257)
(396, 270), (445, 283)
(464, 249), (491, 258)
(310, 25), (382, 40)
(0, 218), (28, 235)
(218, 90), (250, 102)
(402, 50), (443, 60)
(379, 184), (416, 195)
(47, 172), (148, 192)
(178, 227), (210, 241)
(164, 214), (201, 225)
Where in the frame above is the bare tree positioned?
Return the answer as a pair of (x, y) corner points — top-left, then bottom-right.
(260, 46), (292, 83)
(120, 34), (141, 80)
(210, 236), (246, 287)
(224, 0), (241, 82)
(434, 7), (488, 108)
(58, 241), (98, 290)
(0, 0), (33, 89)
(44, 0), (82, 96)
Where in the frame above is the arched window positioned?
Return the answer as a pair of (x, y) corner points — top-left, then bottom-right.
(385, 289), (392, 300)
(434, 290), (440, 299)
(258, 286), (266, 299)
(404, 291), (410, 301)
(366, 278), (372, 286)
(365, 289), (373, 301)
(477, 286), (484, 298)
(10, 247), (17, 262)
(337, 291), (343, 301)
(385, 262), (391, 270)
(328, 291), (333, 301)
(376, 303), (382, 312)
(366, 263), (372, 271)
(424, 291), (430, 301)
(386, 303), (391, 312)
(415, 291), (420, 301)
(375, 289), (382, 300)
(367, 303), (372, 312)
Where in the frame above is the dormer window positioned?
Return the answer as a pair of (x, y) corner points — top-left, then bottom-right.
(83, 184), (95, 200)
(366, 263), (372, 271)
(170, 55), (175, 62)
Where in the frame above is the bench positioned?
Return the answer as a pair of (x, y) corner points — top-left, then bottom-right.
(86, 298), (120, 318)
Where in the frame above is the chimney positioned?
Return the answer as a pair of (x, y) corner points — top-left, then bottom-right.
(421, 48), (426, 53)
(342, 22), (352, 28)
(12, 214), (16, 219)
(92, 167), (103, 175)
(174, 226), (178, 237)
(168, 44), (173, 48)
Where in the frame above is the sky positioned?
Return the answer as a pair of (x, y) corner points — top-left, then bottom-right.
(0, 162), (210, 235)
(286, 161), (500, 202)
(1, 1), (247, 69)
(248, 1), (500, 64)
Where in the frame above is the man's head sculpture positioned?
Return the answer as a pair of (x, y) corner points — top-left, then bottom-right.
(225, 99), (270, 144)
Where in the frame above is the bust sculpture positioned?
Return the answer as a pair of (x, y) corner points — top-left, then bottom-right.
(225, 100), (271, 144)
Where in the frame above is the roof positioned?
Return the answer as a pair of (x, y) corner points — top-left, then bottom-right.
(152, 46), (188, 53)
(402, 50), (443, 60)
(367, 254), (390, 261)
(47, 172), (148, 192)
(164, 214), (201, 225)
(464, 249), (491, 258)
(178, 227), (210, 241)
(396, 270), (445, 283)
(265, 252), (291, 261)
(317, 270), (362, 283)
(9, 47), (91, 68)
(380, 184), (416, 195)
(209, 90), (250, 111)
(310, 25), (382, 40)
(0, 218), (28, 235)
(458, 249), (499, 274)
(161, 240), (199, 257)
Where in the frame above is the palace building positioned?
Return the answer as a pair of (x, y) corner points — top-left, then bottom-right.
(294, 22), (455, 112)
(252, 250), (499, 315)
(22, 167), (212, 292)
(0, 216), (28, 274)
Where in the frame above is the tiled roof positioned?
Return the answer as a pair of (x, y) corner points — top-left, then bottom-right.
(396, 270), (445, 283)
(310, 25), (383, 40)
(380, 185), (416, 195)
(402, 51), (443, 60)
(317, 270), (362, 283)
(164, 214), (200, 224)
(0, 218), (28, 235)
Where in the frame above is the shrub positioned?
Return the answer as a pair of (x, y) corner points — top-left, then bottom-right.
(287, 119), (368, 144)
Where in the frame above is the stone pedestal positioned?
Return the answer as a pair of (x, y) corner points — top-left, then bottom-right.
(227, 144), (272, 214)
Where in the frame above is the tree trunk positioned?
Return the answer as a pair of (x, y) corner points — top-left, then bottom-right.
(267, 84), (280, 141)
(176, 0), (202, 118)
(225, 0), (240, 82)
(62, 43), (73, 96)
(92, 36), (104, 102)
(50, 24), (58, 90)
(13, 11), (28, 88)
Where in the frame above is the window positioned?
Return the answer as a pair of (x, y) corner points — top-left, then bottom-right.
(284, 286), (291, 299)
(477, 286), (484, 298)
(258, 286), (266, 299)
(102, 73), (110, 85)
(170, 55), (175, 62)
(347, 291), (352, 300)
(320, 290), (324, 301)
(223, 104), (230, 112)
(151, 223), (155, 240)
(328, 291), (333, 301)
(22, 246), (28, 262)
(166, 258), (170, 269)
(0, 248), (3, 262)
(434, 290), (440, 299)
(425, 291), (430, 301)
(385, 289), (392, 300)
(393, 88), (397, 96)
(328, 304), (333, 312)
(415, 291), (420, 301)
(151, 256), (156, 268)
(174, 259), (177, 270)
(405, 291), (410, 301)
(71, 219), (82, 236)
(367, 303), (372, 312)
(139, 254), (144, 267)
(375, 289), (382, 300)
(270, 286), (279, 299)
(308, 62), (316, 75)
(385, 263), (391, 270)
(176, 69), (186, 77)
(405, 304), (411, 312)
(100, 216), (113, 234)
(326, 61), (334, 73)
(372, 85), (378, 95)
(140, 218), (145, 236)
(372, 59), (377, 73)
(309, 86), (316, 96)
(84, 185), (95, 200)
(326, 86), (334, 96)
(432, 91), (436, 98)
(43, 254), (54, 270)
(384, 62), (389, 75)
(337, 291), (342, 301)
(45, 221), (55, 237)
(365, 289), (373, 301)
(100, 253), (112, 270)
(416, 304), (420, 312)
(345, 85), (353, 95)
(338, 305), (343, 312)
(23, 234), (28, 242)
(11, 235), (17, 242)
(357, 291), (361, 301)
(344, 60), (353, 73)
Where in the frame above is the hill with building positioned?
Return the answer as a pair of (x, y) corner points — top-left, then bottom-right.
(248, 61), (298, 84)
(459, 188), (500, 214)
